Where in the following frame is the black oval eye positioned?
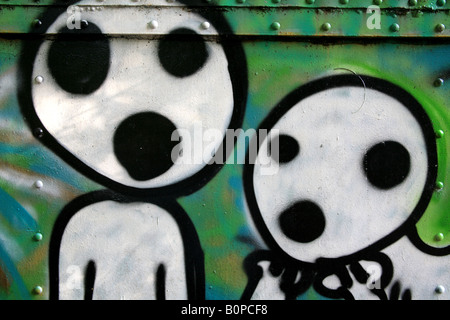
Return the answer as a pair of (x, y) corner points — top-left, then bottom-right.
(158, 28), (208, 78)
(269, 134), (300, 164)
(363, 141), (411, 189)
(47, 22), (110, 95)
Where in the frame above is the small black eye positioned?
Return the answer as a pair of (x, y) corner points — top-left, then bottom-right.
(47, 22), (110, 95)
(158, 28), (208, 78)
(269, 134), (300, 164)
(363, 141), (411, 189)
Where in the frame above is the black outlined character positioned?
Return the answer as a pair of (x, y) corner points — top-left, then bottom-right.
(19, 0), (247, 299)
(243, 75), (448, 300)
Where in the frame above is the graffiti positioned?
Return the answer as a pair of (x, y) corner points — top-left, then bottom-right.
(49, 190), (204, 299)
(17, 0), (247, 299)
(19, 1), (247, 197)
(0, 0), (448, 301)
(242, 75), (449, 300)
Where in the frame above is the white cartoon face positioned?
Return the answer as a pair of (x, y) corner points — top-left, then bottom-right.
(245, 76), (436, 263)
(26, 0), (245, 193)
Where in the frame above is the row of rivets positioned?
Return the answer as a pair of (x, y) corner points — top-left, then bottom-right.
(433, 70), (444, 214)
(231, 0), (448, 6)
(266, 21), (446, 33)
(374, 0), (447, 5)
(32, 18), (213, 31)
(32, 228), (43, 295)
(31, 174), (44, 297)
(432, 70), (445, 248)
(23, 0), (448, 5)
(30, 14), (447, 34)
(287, 0), (448, 5)
(434, 75), (444, 200)
(147, 20), (211, 30)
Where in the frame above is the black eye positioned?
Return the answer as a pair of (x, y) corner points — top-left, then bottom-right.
(47, 22), (110, 95)
(158, 28), (208, 78)
(269, 134), (300, 164)
(363, 141), (411, 189)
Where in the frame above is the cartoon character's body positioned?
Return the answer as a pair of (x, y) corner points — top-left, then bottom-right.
(19, 0), (246, 299)
(50, 191), (204, 300)
(243, 75), (449, 300)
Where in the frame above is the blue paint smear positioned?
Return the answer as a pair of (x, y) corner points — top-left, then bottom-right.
(0, 142), (88, 191)
(0, 242), (31, 299)
(0, 188), (37, 231)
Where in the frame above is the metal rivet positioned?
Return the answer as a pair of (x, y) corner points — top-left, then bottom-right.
(34, 127), (44, 138)
(339, 0), (349, 4)
(390, 23), (400, 32)
(237, 0), (246, 3)
(435, 285), (446, 294)
(306, 0), (315, 4)
(436, 130), (445, 139)
(34, 180), (43, 189)
(434, 78), (444, 87)
(272, 0), (281, 3)
(373, 0), (382, 4)
(435, 181), (444, 191)
(33, 232), (43, 242)
(436, 0), (446, 6)
(413, 10), (424, 18)
(34, 75), (44, 84)
(408, 0), (417, 5)
(148, 20), (158, 29)
(32, 286), (43, 295)
(200, 21), (210, 30)
(322, 22), (332, 31)
(32, 19), (42, 28)
(434, 233), (444, 242)
(435, 24), (446, 32)
(271, 22), (281, 30)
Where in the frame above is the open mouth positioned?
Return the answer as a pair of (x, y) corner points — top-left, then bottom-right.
(113, 111), (180, 181)
(278, 200), (326, 243)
